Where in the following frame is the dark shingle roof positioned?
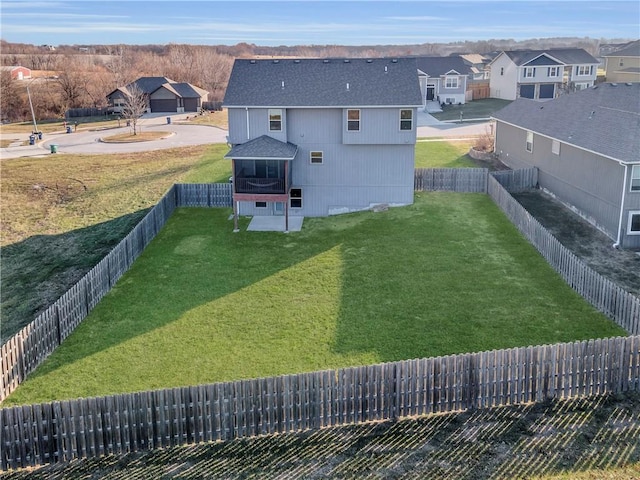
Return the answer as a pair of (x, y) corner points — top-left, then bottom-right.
(414, 56), (473, 77)
(503, 49), (598, 66)
(224, 135), (298, 160)
(129, 77), (176, 94)
(604, 40), (640, 57)
(168, 83), (207, 98)
(223, 58), (422, 108)
(493, 83), (640, 163)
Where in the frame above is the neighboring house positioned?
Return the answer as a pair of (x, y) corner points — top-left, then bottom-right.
(106, 76), (209, 113)
(460, 53), (491, 80)
(492, 82), (640, 249)
(603, 40), (640, 83)
(0, 65), (31, 80)
(223, 57), (422, 230)
(414, 56), (472, 108)
(489, 48), (599, 100)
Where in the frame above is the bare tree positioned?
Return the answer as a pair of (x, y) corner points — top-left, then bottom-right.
(121, 83), (147, 135)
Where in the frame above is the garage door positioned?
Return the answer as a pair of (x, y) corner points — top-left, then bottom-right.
(539, 84), (555, 99)
(184, 98), (199, 112)
(150, 99), (177, 112)
(519, 84), (535, 99)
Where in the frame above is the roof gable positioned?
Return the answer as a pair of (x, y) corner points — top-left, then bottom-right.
(501, 48), (598, 66)
(413, 56), (473, 77)
(223, 58), (422, 108)
(493, 83), (640, 163)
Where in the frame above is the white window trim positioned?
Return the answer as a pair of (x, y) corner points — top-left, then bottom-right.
(290, 188), (303, 209)
(268, 109), (282, 132)
(523, 67), (536, 78)
(310, 151), (323, 165)
(576, 65), (592, 76)
(347, 109), (360, 132)
(399, 109), (413, 131)
(255, 201), (267, 208)
(627, 211), (640, 235)
(526, 131), (534, 153)
(548, 66), (559, 77)
(631, 165), (640, 192)
(444, 76), (458, 89)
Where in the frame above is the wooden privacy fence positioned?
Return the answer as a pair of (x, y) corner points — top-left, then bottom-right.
(488, 175), (640, 336)
(414, 168), (488, 192)
(2, 335), (639, 470)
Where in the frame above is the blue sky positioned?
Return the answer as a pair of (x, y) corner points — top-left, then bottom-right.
(1, 1), (638, 46)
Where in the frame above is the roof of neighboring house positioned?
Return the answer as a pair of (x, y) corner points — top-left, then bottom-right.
(224, 135), (298, 160)
(159, 82), (208, 99)
(130, 76), (176, 94)
(0, 65), (30, 71)
(492, 82), (640, 163)
(414, 56), (473, 77)
(495, 49), (598, 66)
(459, 53), (490, 65)
(603, 40), (640, 57)
(223, 58), (422, 108)
(107, 77), (208, 99)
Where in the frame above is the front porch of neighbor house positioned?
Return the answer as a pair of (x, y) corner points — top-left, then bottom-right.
(225, 135), (299, 232)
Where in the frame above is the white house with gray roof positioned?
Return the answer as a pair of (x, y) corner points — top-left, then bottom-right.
(222, 57), (422, 230)
(493, 82), (640, 249)
(489, 48), (599, 100)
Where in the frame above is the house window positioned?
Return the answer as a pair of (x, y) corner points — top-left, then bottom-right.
(310, 151), (323, 164)
(548, 66), (560, 77)
(576, 65), (592, 76)
(290, 188), (302, 208)
(619, 59), (624, 67)
(500, 67), (504, 76)
(444, 76), (458, 88)
(347, 109), (360, 131)
(574, 83), (589, 91)
(631, 165), (640, 191)
(552, 139), (560, 155)
(400, 109), (413, 130)
(628, 211), (640, 235)
(524, 67), (536, 78)
(526, 131), (534, 153)
(255, 201), (267, 208)
(269, 109), (282, 131)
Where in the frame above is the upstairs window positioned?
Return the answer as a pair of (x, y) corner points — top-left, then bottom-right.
(444, 76), (458, 88)
(347, 109), (360, 131)
(269, 109), (282, 131)
(619, 59), (624, 67)
(523, 67), (536, 78)
(548, 66), (560, 77)
(576, 65), (592, 76)
(526, 131), (534, 153)
(631, 165), (640, 192)
(310, 151), (323, 164)
(400, 109), (413, 130)
(500, 67), (504, 76)
(290, 188), (302, 208)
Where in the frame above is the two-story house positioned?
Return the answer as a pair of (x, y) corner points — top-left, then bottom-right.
(223, 58), (422, 231)
(489, 48), (599, 100)
(414, 56), (472, 108)
(493, 82), (640, 249)
(603, 40), (640, 83)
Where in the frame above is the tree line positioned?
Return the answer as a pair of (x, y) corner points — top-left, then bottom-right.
(0, 36), (621, 123)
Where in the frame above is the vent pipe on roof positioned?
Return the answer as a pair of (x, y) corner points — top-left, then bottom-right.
(281, 81), (285, 89)
(346, 82), (350, 91)
(384, 66), (388, 73)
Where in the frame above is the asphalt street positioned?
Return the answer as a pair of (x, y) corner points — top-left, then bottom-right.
(0, 112), (490, 160)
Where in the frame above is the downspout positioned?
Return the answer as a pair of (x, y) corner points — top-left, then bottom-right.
(245, 107), (250, 140)
(613, 162), (628, 248)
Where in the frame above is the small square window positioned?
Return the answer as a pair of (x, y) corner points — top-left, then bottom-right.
(400, 109), (413, 130)
(269, 109), (282, 131)
(255, 201), (267, 208)
(347, 109), (360, 131)
(290, 188), (302, 208)
(628, 211), (640, 234)
(310, 151), (323, 164)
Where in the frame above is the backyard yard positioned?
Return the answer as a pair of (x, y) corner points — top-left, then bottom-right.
(431, 98), (512, 122)
(4, 192), (625, 405)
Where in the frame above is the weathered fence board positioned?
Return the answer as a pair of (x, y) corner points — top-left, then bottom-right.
(2, 336), (638, 470)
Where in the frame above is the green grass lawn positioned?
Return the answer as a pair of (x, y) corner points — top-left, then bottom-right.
(431, 98), (513, 122)
(415, 140), (475, 168)
(4, 192), (625, 405)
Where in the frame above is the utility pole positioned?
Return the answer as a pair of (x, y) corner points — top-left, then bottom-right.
(26, 82), (38, 133)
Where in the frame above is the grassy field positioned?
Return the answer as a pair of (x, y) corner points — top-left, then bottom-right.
(1, 141), (474, 341)
(4, 192), (624, 405)
(0, 144), (231, 341)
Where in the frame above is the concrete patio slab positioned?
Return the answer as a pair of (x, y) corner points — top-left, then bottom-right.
(247, 216), (304, 232)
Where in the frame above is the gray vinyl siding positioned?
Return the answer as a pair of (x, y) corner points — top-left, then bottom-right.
(495, 121), (628, 240)
(227, 108), (288, 144)
(342, 108), (417, 144)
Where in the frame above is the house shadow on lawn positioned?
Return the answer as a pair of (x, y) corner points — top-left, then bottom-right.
(1, 210), (151, 342)
(6, 195), (625, 404)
